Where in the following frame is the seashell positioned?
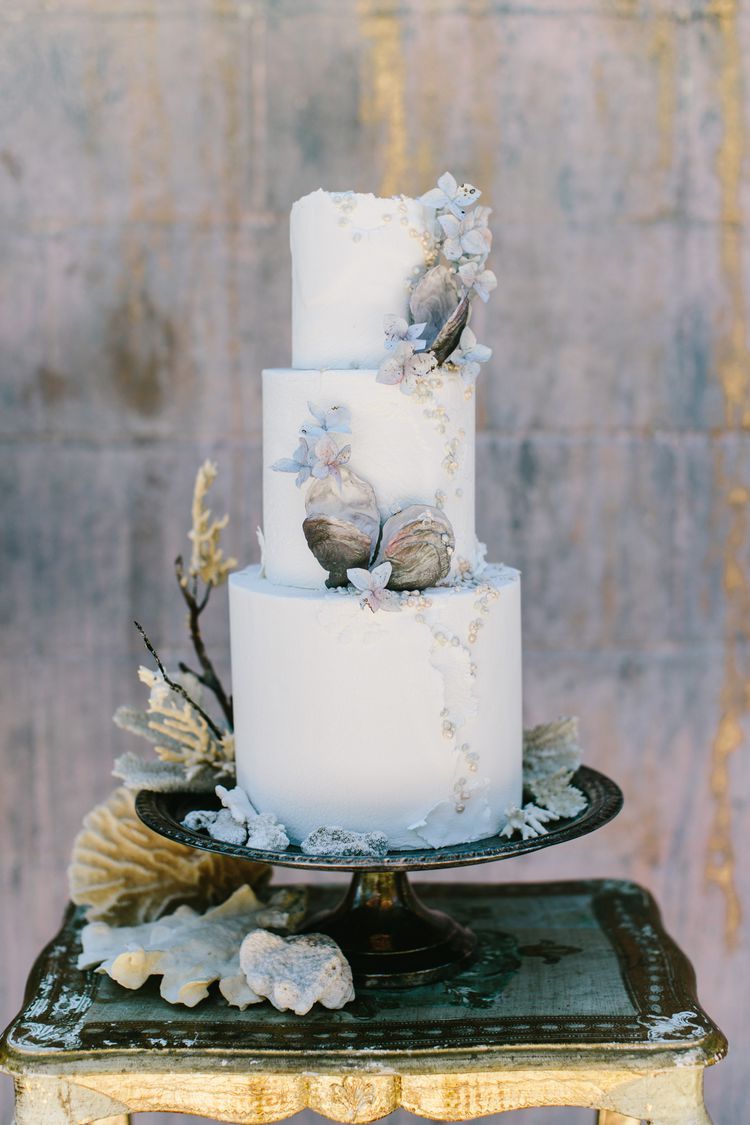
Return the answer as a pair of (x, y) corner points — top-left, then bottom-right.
(239, 930), (355, 1015)
(68, 787), (270, 925)
(77, 884), (307, 1009)
(430, 293), (470, 366)
(375, 504), (455, 591)
(409, 264), (461, 347)
(303, 467), (380, 587)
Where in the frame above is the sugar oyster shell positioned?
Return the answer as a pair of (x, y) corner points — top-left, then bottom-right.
(68, 787), (270, 925)
(375, 504), (455, 591)
(303, 467), (380, 588)
(239, 929), (355, 1015)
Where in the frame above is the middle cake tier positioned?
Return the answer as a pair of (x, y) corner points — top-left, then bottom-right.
(263, 367), (480, 589)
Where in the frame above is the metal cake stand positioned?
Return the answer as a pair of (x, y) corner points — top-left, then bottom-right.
(136, 765), (622, 989)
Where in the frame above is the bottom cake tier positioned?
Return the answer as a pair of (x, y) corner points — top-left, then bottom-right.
(229, 564), (522, 850)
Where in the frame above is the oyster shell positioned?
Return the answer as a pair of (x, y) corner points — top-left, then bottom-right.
(77, 885), (306, 1009)
(430, 293), (470, 366)
(239, 930), (355, 1015)
(409, 264), (461, 347)
(375, 505), (455, 591)
(303, 467), (380, 587)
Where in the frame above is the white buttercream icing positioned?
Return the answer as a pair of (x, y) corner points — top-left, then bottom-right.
(291, 190), (435, 369)
(262, 367), (477, 588)
(229, 564), (522, 849)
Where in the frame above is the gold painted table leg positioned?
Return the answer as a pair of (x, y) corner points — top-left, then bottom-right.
(14, 1075), (132, 1124)
(598, 1113), (641, 1124)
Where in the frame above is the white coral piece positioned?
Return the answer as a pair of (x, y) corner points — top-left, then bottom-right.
(216, 784), (258, 825)
(78, 886), (305, 1009)
(246, 813), (290, 851)
(522, 716), (583, 785)
(500, 803), (559, 841)
(68, 788), (269, 925)
(301, 826), (388, 857)
(239, 930), (355, 1015)
(528, 768), (587, 818)
(208, 809), (249, 846)
(132, 667), (235, 781)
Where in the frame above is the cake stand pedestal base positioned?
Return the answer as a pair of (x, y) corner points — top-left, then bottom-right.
(302, 870), (476, 988)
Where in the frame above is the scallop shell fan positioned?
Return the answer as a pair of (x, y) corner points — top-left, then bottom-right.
(68, 787), (270, 925)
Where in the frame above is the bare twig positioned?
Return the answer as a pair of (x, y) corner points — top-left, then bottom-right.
(133, 620), (225, 740)
(174, 556), (234, 728)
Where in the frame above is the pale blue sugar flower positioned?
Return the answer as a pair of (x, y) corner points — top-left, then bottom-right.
(347, 561), (400, 613)
(299, 401), (352, 441)
(377, 341), (437, 395)
(420, 172), (482, 220)
(383, 314), (428, 351)
(311, 434), (351, 489)
(458, 261), (498, 303)
(438, 213), (490, 263)
(449, 327), (492, 385)
(271, 438), (314, 488)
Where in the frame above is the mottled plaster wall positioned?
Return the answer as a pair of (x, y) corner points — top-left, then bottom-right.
(1, 2), (749, 1123)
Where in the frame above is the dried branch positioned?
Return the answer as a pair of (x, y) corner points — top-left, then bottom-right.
(133, 620), (224, 741)
(174, 556), (234, 728)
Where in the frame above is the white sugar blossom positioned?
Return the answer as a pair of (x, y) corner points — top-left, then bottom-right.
(377, 341), (437, 395)
(420, 172), (482, 220)
(501, 803), (559, 841)
(438, 212), (491, 263)
(271, 438), (314, 488)
(310, 435), (351, 489)
(383, 314), (427, 351)
(458, 261), (497, 303)
(299, 401), (351, 442)
(347, 561), (400, 614)
(449, 327), (493, 385)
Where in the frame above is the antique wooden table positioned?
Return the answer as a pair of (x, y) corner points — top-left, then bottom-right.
(0, 880), (726, 1124)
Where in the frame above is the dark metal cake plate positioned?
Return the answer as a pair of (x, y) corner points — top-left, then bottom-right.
(136, 766), (622, 989)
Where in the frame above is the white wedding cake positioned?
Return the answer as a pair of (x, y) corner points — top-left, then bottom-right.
(229, 177), (522, 850)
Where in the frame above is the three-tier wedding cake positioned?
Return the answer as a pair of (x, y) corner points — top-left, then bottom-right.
(229, 176), (522, 850)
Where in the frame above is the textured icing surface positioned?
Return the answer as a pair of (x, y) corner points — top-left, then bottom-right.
(263, 367), (477, 589)
(291, 190), (435, 369)
(229, 564), (522, 849)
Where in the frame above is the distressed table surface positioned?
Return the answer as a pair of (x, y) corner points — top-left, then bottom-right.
(0, 880), (726, 1124)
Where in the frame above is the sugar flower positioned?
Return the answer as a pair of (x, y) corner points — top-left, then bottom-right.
(449, 327), (492, 385)
(347, 561), (400, 613)
(438, 213), (490, 263)
(310, 434), (351, 489)
(377, 341), (437, 395)
(458, 261), (497, 303)
(271, 438), (314, 488)
(500, 803), (559, 841)
(299, 401), (351, 442)
(383, 314), (428, 352)
(420, 172), (482, 220)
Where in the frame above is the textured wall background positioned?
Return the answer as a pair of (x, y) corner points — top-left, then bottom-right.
(1, 0), (749, 1122)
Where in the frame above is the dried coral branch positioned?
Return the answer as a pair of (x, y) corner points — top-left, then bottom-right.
(187, 460), (237, 588)
(138, 667), (234, 780)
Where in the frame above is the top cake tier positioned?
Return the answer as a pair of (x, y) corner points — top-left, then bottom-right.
(291, 190), (436, 369)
